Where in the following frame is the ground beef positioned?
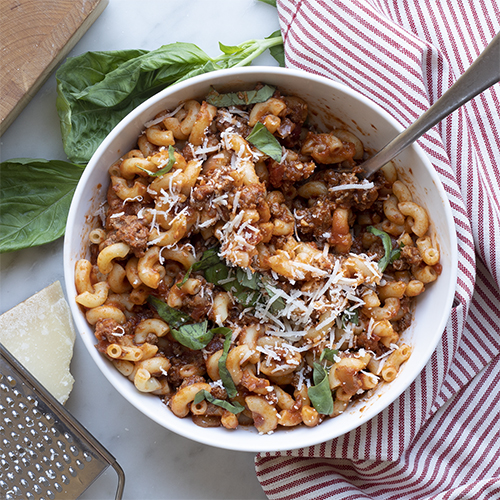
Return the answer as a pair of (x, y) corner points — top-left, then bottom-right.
(94, 318), (126, 343)
(209, 385), (227, 400)
(354, 331), (384, 356)
(401, 245), (423, 267)
(295, 198), (334, 242)
(267, 157), (316, 188)
(214, 108), (251, 136)
(111, 215), (149, 258)
(240, 183), (267, 208)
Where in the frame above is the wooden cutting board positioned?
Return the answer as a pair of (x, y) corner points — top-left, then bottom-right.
(0, 0), (108, 136)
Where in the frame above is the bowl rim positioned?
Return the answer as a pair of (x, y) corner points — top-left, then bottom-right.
(64, 65), (458, 452)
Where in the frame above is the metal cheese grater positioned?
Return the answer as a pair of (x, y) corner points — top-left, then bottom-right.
(0, 342), (125, 500)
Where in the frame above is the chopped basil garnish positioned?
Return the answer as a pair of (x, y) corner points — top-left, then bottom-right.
(138, 145), (176, 177)
(319, 347), (339, 363)
(149, 296), (225, 350)
(170, 321), (215, 350)
(246, 122), (282, 162)
(307, 363), (334, 415)
(148, 296), (191, 329)
(218, 329), (238, 398)
(178, 247), (221, 287)
(367, 226), (402, 272)
(193, 389), (244, 414)
(203, 251), (285, 312)
(341, 307), (359, 329)
(205, 84), (275, 107)
(263, 284), (286, 312)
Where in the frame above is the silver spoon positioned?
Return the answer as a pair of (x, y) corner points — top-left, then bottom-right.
(359, 31), (500, 179)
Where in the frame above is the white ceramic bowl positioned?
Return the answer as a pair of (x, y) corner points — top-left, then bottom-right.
(64, 66), (458, 452)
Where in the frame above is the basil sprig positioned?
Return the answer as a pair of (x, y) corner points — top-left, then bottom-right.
(206, 84), (276, 107)
(218, 329), (238, 398)
(367, 226), (402, 272)
(307, 363), (334, 415)
(56, 34), (283, 164)
(138, 145), (176, 177)
(246, 122), (282, 162)
(193, 389), (244, 414)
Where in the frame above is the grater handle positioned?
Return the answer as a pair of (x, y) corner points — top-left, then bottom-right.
(112, 461), (126, 500)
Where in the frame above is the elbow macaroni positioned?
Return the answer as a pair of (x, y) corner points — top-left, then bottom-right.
(76, 85), (441, 434)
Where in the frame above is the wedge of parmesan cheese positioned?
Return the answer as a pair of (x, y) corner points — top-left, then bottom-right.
(0, 281), (76, 404)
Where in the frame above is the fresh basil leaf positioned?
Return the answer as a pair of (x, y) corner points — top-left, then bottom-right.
(210, 327), (233, 336)
(258, 0), (277, 6)
(138, 145), (176, 177)
(56, 43), (212, 163)
(218, 329), (238, 398)
(203, 258), (259, 308)
(206, 85), (276, 107)
(148, 296), (192, 329)
(171, 321), (214, 350)
(341, 307), (359, 329)
(193, 389), (244, 414)
(267, 30), (285, 67)
(193, 248), (222, 272)
(246, 122), (282, 162)
(0, 158), (84, 253)
(367, 226), (400, 272)
(178, 247), (221, 287)
(204, 261), (230, 285)
(319, 348), (339, 363)
(263, 284), (286, 313)
(236, 267), (261, 290)
(307, 363), (334, 415)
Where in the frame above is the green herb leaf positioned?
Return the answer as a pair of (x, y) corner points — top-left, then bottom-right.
(319, 348), (339, 363)
(178, 247), (221, 287)
(138, 145), (176, 177)
(246, 122), (282, 162)
(0, 158), (84, 253)
(263, 284), (286, 312)
(267, 30), (285, 67)
(236, 268), (261, 290)
(203, 257), (260, 308)
(258, 0), (277, 6)
(171, 321), (214, 350)
(214, 34), (283, 69)
(218, 329), (238, 398)
(206, 85), (276, 107)
(307, 363), (334, 415)
(193, 389), (244, 414)
(367, 226), (401, 272)
(148, 296), (192, 329)
(341, 307), (359, 329)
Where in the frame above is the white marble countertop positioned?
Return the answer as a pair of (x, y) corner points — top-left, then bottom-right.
(0, 1), (279, 498)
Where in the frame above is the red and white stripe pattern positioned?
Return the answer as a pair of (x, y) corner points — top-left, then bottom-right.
(255, 0), (500, 498)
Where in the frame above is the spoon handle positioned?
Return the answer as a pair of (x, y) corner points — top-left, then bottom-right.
(360, 31), (500, 179)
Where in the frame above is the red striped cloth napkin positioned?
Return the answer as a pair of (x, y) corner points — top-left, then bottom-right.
(255, 1), (500, 498)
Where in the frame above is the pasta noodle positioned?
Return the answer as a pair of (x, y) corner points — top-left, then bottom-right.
(76, 85), (441, 433)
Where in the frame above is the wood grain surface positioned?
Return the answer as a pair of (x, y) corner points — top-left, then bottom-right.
(0, 0), (108, 135)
